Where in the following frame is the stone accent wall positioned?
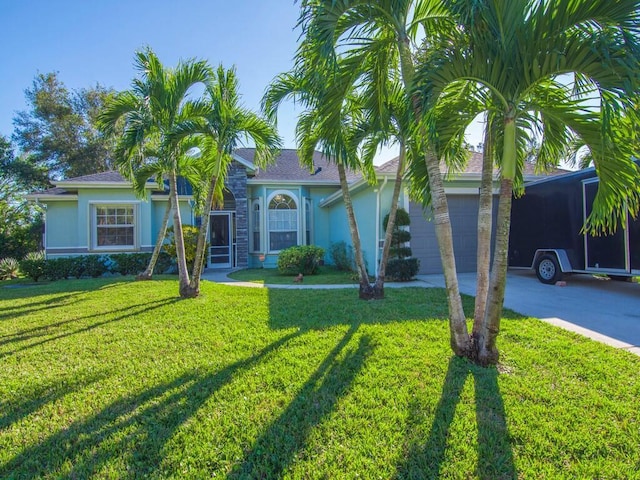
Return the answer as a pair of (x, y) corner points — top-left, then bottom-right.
(225, 161), (249, 267)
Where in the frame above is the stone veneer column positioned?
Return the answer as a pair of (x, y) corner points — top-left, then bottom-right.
(225, 161), (248, 267)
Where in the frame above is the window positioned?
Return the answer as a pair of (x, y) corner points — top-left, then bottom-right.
(93, 204), (137, 250)
(268, 193), (298, 251)
(251, 200), (261, 252)
(305, 198), (312, 245)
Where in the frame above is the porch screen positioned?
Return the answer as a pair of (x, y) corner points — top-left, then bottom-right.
(268, 193), (297, 251)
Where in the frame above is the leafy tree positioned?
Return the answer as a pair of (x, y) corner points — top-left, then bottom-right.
(0, 135), (43, 259)
(11, 72), (116, 184)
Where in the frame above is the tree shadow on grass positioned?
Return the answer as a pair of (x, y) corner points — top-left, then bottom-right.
(0, 331), (302, 479)
(0, 297), (181, 359)
(228, 324), (373, 478)
(396, 356), (516, 480)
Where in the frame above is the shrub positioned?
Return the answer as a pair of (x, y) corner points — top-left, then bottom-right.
(329, 241), (355, 272)
(277, 245), (325, 275)
(20, 258), (47, 282)
(154, 252), (175, 274)
(163, 225), (203, 272)
(109, 253), (151, 276)
(84, 255), (109, 278)
(43, 257), (75, 281)
(383, 208), (412, 259)
(0, 258), (20, 280)
(386, 258), (420, 282)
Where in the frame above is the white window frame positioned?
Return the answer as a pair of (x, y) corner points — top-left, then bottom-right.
(304, 198), (313, 245)
(267, 190), (299, 253)
(89, 202), (139, 251)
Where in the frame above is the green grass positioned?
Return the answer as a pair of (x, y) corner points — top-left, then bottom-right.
(228, 266), (361, 285)
(1, 277), (639, 479)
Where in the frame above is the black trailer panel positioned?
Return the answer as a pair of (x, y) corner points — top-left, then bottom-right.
(509, 167), (639, 283)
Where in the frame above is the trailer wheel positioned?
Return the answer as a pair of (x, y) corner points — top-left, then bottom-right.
(535, 254), (562, 284)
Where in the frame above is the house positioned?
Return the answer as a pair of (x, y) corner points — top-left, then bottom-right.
(28, 149), (560, 275)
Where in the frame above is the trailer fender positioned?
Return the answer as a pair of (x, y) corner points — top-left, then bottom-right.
(532, 249), (572, 272)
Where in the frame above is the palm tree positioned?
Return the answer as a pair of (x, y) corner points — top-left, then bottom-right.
(264, 53), (379, 298)
(180, 65), (281, 298)
(99, 48), (211, 296)
(299, 0), (473, 351)
(418, 0), (640, 364)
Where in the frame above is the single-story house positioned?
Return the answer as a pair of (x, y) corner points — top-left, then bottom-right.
(28, 148), (558, 274)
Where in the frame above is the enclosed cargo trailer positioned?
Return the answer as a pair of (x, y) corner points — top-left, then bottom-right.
(509, 167), (640, 283)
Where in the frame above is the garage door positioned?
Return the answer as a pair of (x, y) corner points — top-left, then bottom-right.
(409, 196), (496, 274)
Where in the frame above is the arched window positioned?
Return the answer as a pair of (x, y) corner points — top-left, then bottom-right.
(268, 192), (298, 251)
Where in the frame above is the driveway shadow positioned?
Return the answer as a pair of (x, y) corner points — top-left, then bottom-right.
(396, 356), (516, 479)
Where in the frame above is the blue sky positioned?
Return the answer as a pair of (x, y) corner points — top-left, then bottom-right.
(0, 0), (483, 163)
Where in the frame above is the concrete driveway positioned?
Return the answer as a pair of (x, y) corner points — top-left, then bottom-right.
(419, 269), (640, 356)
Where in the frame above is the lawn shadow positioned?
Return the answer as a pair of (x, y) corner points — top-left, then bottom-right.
(0, 297), (181, 359)
(0, 331), (302, 479)
(396, 356), (516, 480)
(228, 324), (373, 478)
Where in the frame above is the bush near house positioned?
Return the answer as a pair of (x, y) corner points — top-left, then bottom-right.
(383, 208), (419, 281)
(277, 245), (325, 275)
(0, 258), (20, 280)
(163, 225), (203, 272)
(329, 241), (355, 272)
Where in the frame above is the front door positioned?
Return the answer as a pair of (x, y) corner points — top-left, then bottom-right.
(210, 213), (232, 268)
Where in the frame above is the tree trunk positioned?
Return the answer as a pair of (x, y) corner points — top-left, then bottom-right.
(168, 171), (192, 297)
(338, 163), (377, 299)
(477, 178), (513, 365)
(477, 111), (517, 365)
(472, 126), (494, 337)
(136, 201), (172, 281)
(396, 34), (469, 353)
(424, 151), (471, 356)
(374, 142), (405, 295)
(186, 167), (221, 297)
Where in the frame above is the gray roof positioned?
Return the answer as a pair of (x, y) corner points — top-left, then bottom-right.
(57, 171), (129, 183)
(235, 148), (360, 183)
(377, 151), (568, 177)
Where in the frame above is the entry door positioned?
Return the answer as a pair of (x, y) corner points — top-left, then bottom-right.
(583, 181), (628, 271)
(210, 213), (232, 268)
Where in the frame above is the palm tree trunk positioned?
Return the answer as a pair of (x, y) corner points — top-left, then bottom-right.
(168, 171), (191, 297)
(424, 151), (471, 356)
(477, 112), (517, 365)
(136, 201), (172, 280)
(338, 163), (374, 299)
(187, 169), (221, 296)
(374, 142), (406, 296)
(478, 177), (513, 365)
(472, 126), (494, 337)
(396, 34), (469, 354)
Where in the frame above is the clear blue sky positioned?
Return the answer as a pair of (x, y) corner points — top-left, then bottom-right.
(0, 0), (483, 163)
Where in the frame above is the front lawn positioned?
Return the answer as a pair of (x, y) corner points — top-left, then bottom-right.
(1, 278), (638, 478)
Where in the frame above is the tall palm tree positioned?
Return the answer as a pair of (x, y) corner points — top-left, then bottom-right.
(299, 0), (473, 352)
(99, 48), (211, 296)
(418, 0), (640, 364)
(264, 53), (379, 298)
(180, 65), (281, 298)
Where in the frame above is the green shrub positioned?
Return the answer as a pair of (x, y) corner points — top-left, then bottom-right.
(277, 245), (325, 275)
(43, 257), (76, 280)
(84, 255), (109, 278)
(24, 251), (45, 261)
(329, 241), (355, 272)
(154, 252), (175, 274)
(383, 208), (412, 259)
(386, 258), (420, 282)
(163, 225), (203, 272)
(109, 253), (151, 276)
(20, 258), (47, 282)
(0, 258), (20, 280)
